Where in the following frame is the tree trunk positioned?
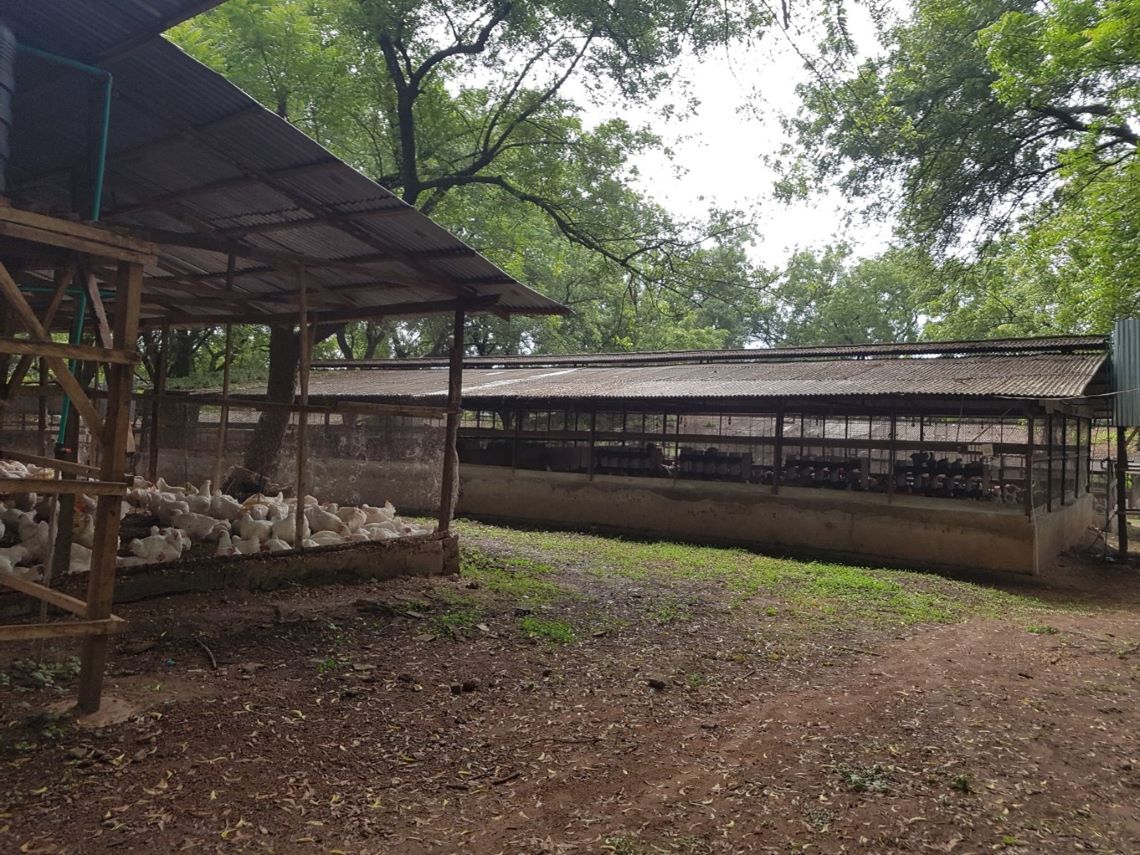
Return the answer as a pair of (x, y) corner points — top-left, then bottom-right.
(240, 325), (299, 478)
(167, 329), (200, 378)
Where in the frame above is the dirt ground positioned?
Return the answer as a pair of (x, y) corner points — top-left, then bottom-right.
(2, 521), (1139, 854)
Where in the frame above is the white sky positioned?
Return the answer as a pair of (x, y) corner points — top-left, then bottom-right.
(619, 7), (896, 268)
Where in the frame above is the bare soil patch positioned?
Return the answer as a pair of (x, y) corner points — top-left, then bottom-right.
(2, 523), (1138, 854)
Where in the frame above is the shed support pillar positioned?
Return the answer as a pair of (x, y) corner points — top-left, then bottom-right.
(1118, 426), (1128, 556)
(437, 309), (465, 533)
(77, 259), (142, 714)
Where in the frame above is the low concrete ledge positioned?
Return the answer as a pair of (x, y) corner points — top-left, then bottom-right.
(457, 465), (1094, 576)
(1, 534), (459, 617)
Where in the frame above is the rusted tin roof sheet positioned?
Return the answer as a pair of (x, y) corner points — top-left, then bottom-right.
(5, 2), (566, 327)
(235, 352), (1107, 404)
(313, 335), (1108, 371)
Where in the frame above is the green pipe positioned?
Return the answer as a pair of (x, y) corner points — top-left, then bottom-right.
(15, 43), (112, 221)
(14, 45), (114, 446)
(55, 290), (88, 448)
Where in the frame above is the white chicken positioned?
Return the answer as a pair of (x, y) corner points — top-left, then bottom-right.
(209, 493), (243, 521)
(269, 511), (307, 543)
(308, 530), (346, 548)
(335, 506), (367, 533)
(18, 518), (51, 562)
(68, 543), (92, 575)
(263, 537), (293, 552)
(0, 544), (28, 568)
(237, 512), (273, 543)
(305, 504), (346, 534)
(233, 534), (262, 555)
(173, 511), (229, 542)
(128, 528), (185, 564)
(215, 530), (238, 557)
(361, 502), (397, 525)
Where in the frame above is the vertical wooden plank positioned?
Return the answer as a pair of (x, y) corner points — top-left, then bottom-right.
(772, 402), (784, 496)
(511, 403), (520, 473)
(77, 260), (142, 714)
(147, 322), (168, 483)
(37, 358), (47, 456)
(1060, 416), (1068, 506)
(588, 408), (596, 481)
(1117, 425), (1128, 555)
(293, 266), (310, 550)
(213, 255), (237, 487)
(1025, 415), (1035, 517)
(437, 309), (465, 532)
(887, 408), (897, 502)
(1046, 414), (1054, 512)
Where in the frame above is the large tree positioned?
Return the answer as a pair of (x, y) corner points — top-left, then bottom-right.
(759, 244), (939, 346)
(173, 0), (835, 476)
(779, 0), (1139, 334)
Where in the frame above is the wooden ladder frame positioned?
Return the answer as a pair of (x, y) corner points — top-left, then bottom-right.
(0, 205), (155, 713)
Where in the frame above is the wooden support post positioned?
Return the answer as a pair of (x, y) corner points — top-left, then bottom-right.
(1025, 415), (1035, 517)
(77, 259), (142, 714)
(1117, 425), (1128, 556)
(588, 408), (596, 480)
(37, 358), (47, 456)
(213, 255), (237, 487)
(437, 309), (465, 532)
(293, 267), (310, 550)
(1046, 414), (1054, 512)
(1060, 417), (1068, 506)
(773, 402), (784, 495)
(512, 403), (520, 473)
(887, 409), (897, 502)
(148, 322), (168, 483)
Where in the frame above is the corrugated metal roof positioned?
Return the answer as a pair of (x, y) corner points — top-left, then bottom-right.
(225, 353), (1107, 404)
(4, 2), (566, 327)
(312, 335), (1109, 370)
(2, 1), (224, 63)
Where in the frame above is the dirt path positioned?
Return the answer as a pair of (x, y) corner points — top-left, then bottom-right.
(1, 527), (1138, 854)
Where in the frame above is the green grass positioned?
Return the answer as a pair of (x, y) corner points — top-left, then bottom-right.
(518, 616), (577, 643)
(455, 520), (1052, 627)
(460, 546), (571, 604)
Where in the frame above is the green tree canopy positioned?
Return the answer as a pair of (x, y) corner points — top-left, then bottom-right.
(779, 0), (1139, 335)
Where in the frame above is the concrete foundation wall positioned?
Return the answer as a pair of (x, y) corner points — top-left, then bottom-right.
(457, 465), (1095, 575)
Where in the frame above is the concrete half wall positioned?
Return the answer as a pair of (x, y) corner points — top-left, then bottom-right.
(457, 465), (1095, 576)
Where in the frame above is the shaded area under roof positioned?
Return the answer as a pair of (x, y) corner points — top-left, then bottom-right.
(312, 335), (1108, 370)
(219, 352), (1108, 407)
(3, 2), (565, 328)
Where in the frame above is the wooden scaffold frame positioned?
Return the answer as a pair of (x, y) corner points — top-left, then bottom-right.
(0, 204), (156, 713)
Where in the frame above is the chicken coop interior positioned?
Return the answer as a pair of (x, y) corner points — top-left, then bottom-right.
(0, 0), (563, 713)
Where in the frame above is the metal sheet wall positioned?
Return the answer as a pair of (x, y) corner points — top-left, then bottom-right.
(1112, 319), (1140, 426)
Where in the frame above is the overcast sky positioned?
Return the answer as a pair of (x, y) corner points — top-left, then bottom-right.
(622, 6), (896, 269)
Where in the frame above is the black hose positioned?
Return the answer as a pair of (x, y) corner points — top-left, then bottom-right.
(0, 22), (16, 194)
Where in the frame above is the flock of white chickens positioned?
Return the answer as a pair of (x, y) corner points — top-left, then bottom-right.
(0, 458), (431, 583)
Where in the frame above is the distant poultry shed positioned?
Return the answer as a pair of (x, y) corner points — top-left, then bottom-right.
(184, 335), (1115, 577)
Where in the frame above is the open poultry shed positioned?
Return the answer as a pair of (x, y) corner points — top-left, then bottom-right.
(214, 337), (1111, 576)
(0, 0), (564, 712)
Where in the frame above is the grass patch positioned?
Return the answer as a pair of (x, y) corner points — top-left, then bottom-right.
(836, 762), (891, 794)
(518, 616), (577, 643)
(455, 520), (1051, 628)
(460, 546), (572, 604)
(429, 605), (484, 638)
